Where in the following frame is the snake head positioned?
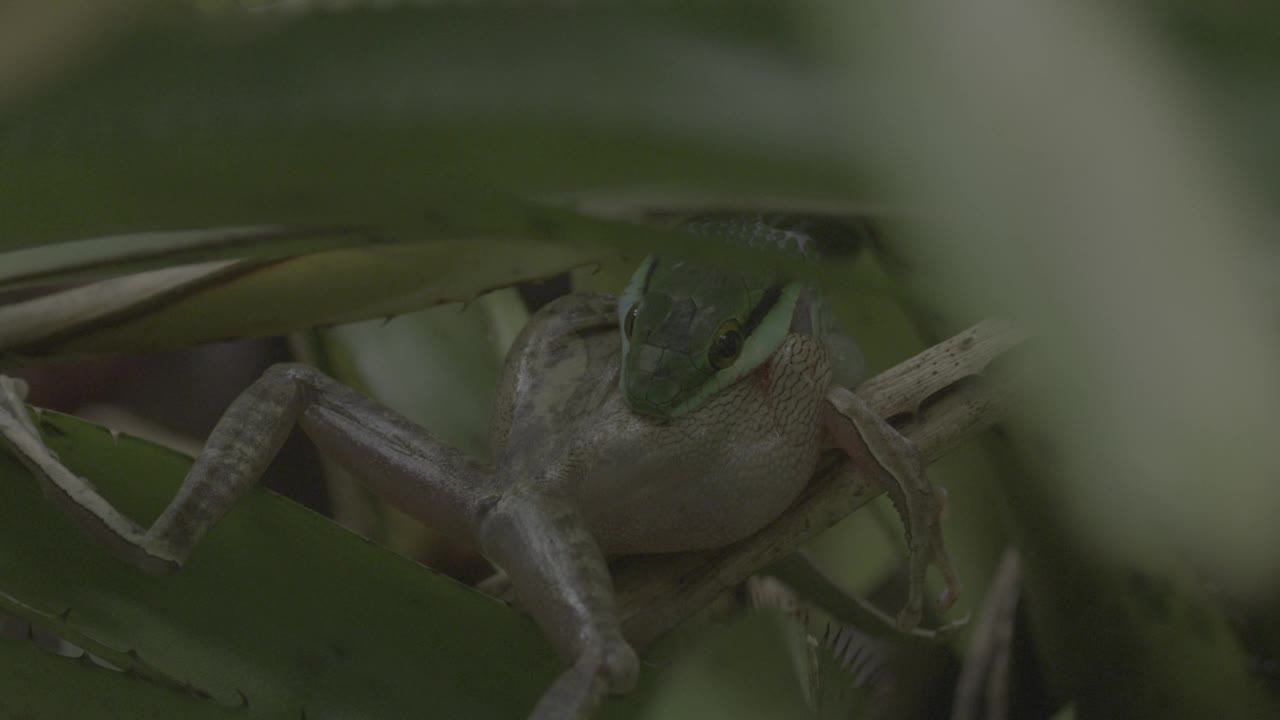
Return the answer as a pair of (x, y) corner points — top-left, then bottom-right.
(617, 255), (799, 419)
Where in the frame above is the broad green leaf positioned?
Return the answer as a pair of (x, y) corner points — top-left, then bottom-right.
(0, 2), (875, 255)
(835, 0), (1280, 712)
(0, 633), (242, 720)
(0, 408), (591, 718)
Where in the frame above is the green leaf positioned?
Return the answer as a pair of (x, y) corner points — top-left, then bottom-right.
(0, 2), (874, 255)
(0, 632), (243, 720)
(0, 240), (593, 364)
(0, 225), (375, 292)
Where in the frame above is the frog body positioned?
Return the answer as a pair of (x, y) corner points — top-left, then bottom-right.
(493, 292), (834, 554)
(0, 233), (960, 720)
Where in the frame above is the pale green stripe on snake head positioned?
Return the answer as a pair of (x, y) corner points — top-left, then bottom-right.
(617, 254), (802, 419)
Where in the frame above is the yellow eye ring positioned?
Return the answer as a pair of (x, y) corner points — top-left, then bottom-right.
(708, 319), (744, 369)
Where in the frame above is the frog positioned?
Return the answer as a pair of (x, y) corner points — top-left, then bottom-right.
(0, 218), (961, 719)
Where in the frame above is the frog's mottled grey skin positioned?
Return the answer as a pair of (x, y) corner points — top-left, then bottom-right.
(0, 220), (959, 720)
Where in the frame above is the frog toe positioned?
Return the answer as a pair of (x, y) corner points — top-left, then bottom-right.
(530, 641), (639, 720)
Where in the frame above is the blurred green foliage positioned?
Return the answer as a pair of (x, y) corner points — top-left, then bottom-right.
(2, 1), (1278, 718)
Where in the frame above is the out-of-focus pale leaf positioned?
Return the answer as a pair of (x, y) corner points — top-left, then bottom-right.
(815, 1), (1280, 715)
(0, 0), (131, 109)
(831, 0), (1280, 600)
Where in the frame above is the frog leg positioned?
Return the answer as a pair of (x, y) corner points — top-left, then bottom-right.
(6, 365), (636, 716)
(479, 477), (637, 720)
(0, 364), (494, 574)
(823, 385), (962, 630)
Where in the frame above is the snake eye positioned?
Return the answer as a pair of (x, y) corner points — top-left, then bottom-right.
(708, 319), (744, 370)
(624, 303), (640, 338)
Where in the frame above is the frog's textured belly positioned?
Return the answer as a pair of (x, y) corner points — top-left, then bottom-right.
(576, 334), (832, 555)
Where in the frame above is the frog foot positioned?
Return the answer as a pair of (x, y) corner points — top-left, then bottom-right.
(930, 486), (963, 612)
(822, 389), (963, 631)
(530, 641), (638, 720)
(896, 484), (962, 631)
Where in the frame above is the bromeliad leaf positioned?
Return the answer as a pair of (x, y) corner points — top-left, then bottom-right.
(0, 240), (594, 365)
(0, 225), (375, 293)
